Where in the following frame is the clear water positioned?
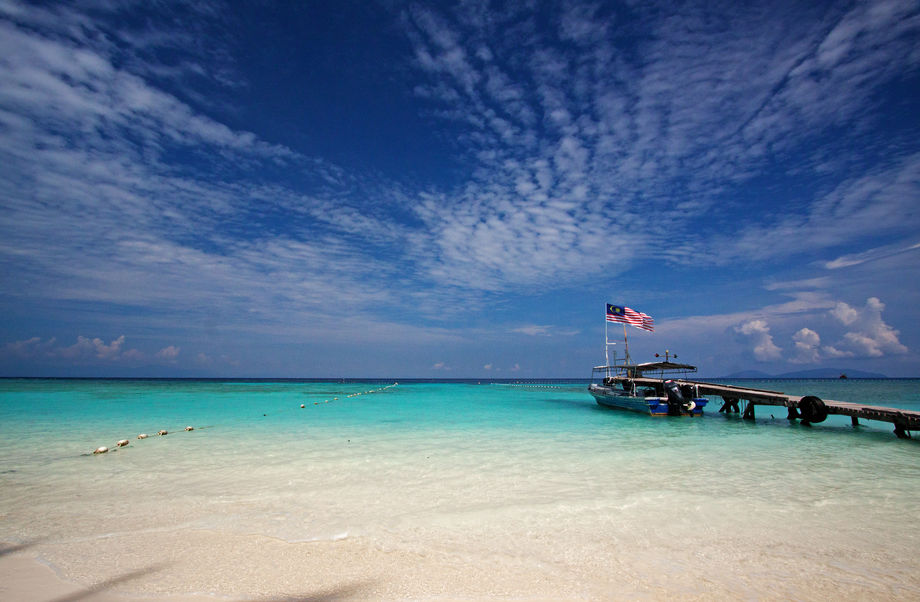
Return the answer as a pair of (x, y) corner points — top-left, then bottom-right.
(1, 378), (919, 599)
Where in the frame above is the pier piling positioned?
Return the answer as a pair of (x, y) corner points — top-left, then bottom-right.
(608, 375), (919, 439)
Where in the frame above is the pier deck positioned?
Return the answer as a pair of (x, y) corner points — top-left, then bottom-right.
(610, 376), (920, 438)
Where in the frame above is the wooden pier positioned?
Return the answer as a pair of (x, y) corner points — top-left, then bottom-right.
(610, 375), (920, 438)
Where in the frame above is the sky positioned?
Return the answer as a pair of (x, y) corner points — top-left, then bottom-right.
(1, 0), (919, 378)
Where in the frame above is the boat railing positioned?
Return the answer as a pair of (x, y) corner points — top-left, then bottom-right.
(590, 362), (631, 385)
(591, 360), (698, 385)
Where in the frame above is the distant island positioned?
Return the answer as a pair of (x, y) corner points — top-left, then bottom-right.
(722, 368), (887, 378)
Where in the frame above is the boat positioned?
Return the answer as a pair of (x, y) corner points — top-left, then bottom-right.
(588, 357), (708, 416)
(588, 303), (707, 416)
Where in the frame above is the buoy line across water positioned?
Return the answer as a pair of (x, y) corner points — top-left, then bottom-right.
(87, 425), (207, 456)
(87, 383), (397, 456)
(299, 382), (398, 408)
(494, 383), (566, 389)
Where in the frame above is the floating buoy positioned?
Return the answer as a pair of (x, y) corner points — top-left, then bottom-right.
(300, 404), (305, 408)
(116, 439), (129, 447)
(93, 446), (108, 454)
(137, 433), (148, 439)
(157, 430), (168, 436)
(185, 426), (194, 431)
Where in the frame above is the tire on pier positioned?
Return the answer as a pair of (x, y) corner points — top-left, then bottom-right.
(798, 395), (828, 424)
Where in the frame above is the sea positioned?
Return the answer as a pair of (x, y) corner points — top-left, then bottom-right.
(1, 378), (919, 600)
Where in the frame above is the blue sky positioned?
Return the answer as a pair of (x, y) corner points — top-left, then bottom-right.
(1, 0), (919, 377)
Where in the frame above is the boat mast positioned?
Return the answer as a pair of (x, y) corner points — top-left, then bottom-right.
(623, 323), (631, 365)
(604, 307), (617, 378)
(604, 317), (610, 377)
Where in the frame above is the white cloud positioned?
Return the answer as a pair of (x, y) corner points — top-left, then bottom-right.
(696, 153), (920, 266)
(735, 319), (782, 361)
(830, 302), (859, 326)
(155, 345), (181, 361)
(122, 349), (145, 361)
(1, 1), (918, 377)
(649, 290), (911, 370)
(53, 335), (126, 360)
(823, 345), (854, 359)
(399, 1), (920, 288)
(764, 277), (832, 291)
(1, 335), (142, 362)
(0, 335), (192, 365)
(1, 336), (56, 358)
(513, 325), (551, 336)
(511, 324), (581, 337)
(791, 328), (821, 363)
(843, 332), (885, 357)
(825, 241), (920, 269)
(827, 297), (908, 358)
(793, 328), (820, 347)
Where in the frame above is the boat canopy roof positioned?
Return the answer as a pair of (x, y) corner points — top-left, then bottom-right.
(592, 361), (697, 375)
(631, 361), (697, 373)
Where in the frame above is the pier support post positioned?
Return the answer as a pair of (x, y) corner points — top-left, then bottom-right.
(787, 406), (800, 421)
(894, 423), (911, 439)
(743, 400), (755, 420)
(719, 397), (740, 413)
(851, 416), (859, 427)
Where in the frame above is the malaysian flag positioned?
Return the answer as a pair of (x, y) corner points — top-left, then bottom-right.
(606, 304), (654, 331)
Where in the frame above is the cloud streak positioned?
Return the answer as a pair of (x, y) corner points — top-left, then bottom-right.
(402, 0), (920, 285)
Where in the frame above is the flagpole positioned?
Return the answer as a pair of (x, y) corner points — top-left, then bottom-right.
(623, 323), (630, 365)
(604, 315), (609, 373)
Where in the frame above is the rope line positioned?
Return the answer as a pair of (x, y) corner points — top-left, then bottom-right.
(86, 383), (398, 456)
(493, 383), (567, 389)
(85, 425), (212, 456)
(301, 382), (398, 407)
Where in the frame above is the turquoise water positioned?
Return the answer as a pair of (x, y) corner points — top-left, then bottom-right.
(1, 378), (919, 598)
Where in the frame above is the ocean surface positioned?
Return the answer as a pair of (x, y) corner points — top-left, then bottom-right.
(1, 378), (919, 599)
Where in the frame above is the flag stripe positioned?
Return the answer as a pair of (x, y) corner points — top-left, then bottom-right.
(606, 304), (655, 331)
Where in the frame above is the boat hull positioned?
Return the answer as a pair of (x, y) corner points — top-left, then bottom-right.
(588, 384), (707, 416)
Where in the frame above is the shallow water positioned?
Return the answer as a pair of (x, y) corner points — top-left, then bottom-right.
(1, 378), (919, 599)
